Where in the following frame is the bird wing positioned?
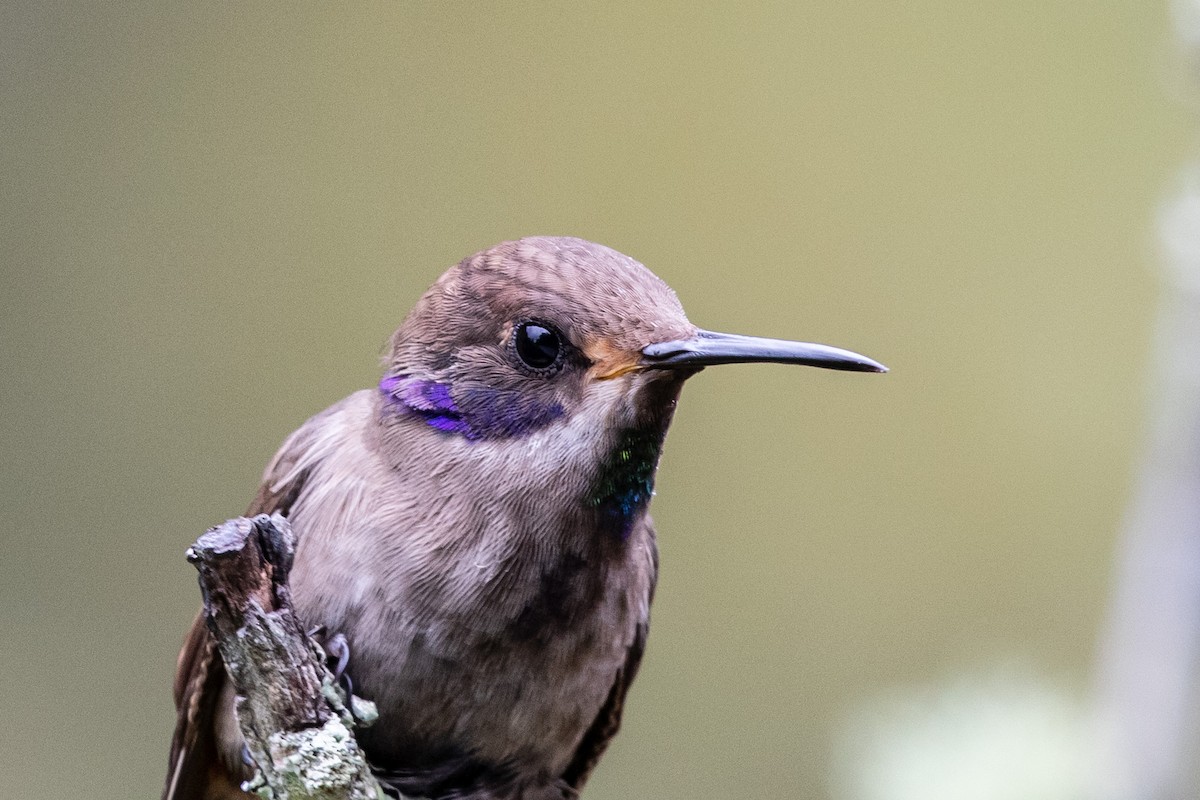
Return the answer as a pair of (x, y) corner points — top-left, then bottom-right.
(162, 410), (327, 800)
(163, 608), (243, 800)
(561, 524), (659, 793)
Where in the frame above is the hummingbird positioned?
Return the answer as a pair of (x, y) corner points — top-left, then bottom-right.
(163, 236), (885, 800)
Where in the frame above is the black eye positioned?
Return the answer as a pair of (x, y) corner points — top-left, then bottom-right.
(513, 321), (563, 371)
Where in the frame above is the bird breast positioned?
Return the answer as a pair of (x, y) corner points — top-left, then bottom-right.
(278, 390), (656, 776)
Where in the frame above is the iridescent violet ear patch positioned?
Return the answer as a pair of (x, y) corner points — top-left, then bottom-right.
(380, 374), (469, 436)
(380, 374), (564, 441)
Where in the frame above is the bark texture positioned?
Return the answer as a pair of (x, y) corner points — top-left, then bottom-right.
(188, 514), (386, 800)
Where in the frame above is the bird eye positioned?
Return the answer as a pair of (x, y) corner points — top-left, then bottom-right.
(513, 321), (563, 372)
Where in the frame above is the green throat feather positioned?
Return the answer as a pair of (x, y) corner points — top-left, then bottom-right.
(587, 426), (668, 538)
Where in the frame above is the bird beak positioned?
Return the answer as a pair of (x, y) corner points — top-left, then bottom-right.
(641, 329), (887, 373)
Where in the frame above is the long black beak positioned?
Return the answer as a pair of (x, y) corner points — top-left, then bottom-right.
(642, 329), (887, 373)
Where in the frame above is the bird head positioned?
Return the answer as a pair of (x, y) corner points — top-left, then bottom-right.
(380, 236), (884, 534)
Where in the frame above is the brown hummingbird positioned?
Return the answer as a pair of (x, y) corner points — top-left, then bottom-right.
(163, 236), (885, 800)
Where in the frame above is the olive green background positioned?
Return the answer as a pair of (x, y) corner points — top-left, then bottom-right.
(0, 4), (1187, 798)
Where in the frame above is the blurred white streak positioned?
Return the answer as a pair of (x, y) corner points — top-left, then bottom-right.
(1173, 0), (1200, 50)
(1091, 176), (1200, 799)
(831, 667), (1094, 800)
(1090, 3), (1200, 796)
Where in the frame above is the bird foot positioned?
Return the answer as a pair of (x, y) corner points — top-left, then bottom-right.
(306, 625), (350, 684)
(323, 632), (353, 696)
(308, 629), (376, 726)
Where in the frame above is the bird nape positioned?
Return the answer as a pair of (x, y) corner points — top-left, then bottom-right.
(163, 236), (885, 800)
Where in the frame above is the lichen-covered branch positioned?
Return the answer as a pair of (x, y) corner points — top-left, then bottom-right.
(187, 514), (386, 800)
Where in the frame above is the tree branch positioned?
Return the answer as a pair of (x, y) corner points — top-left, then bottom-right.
(188, 514), (386, 800)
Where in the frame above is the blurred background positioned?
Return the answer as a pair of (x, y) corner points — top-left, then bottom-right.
(1, 3), (1194, 799)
